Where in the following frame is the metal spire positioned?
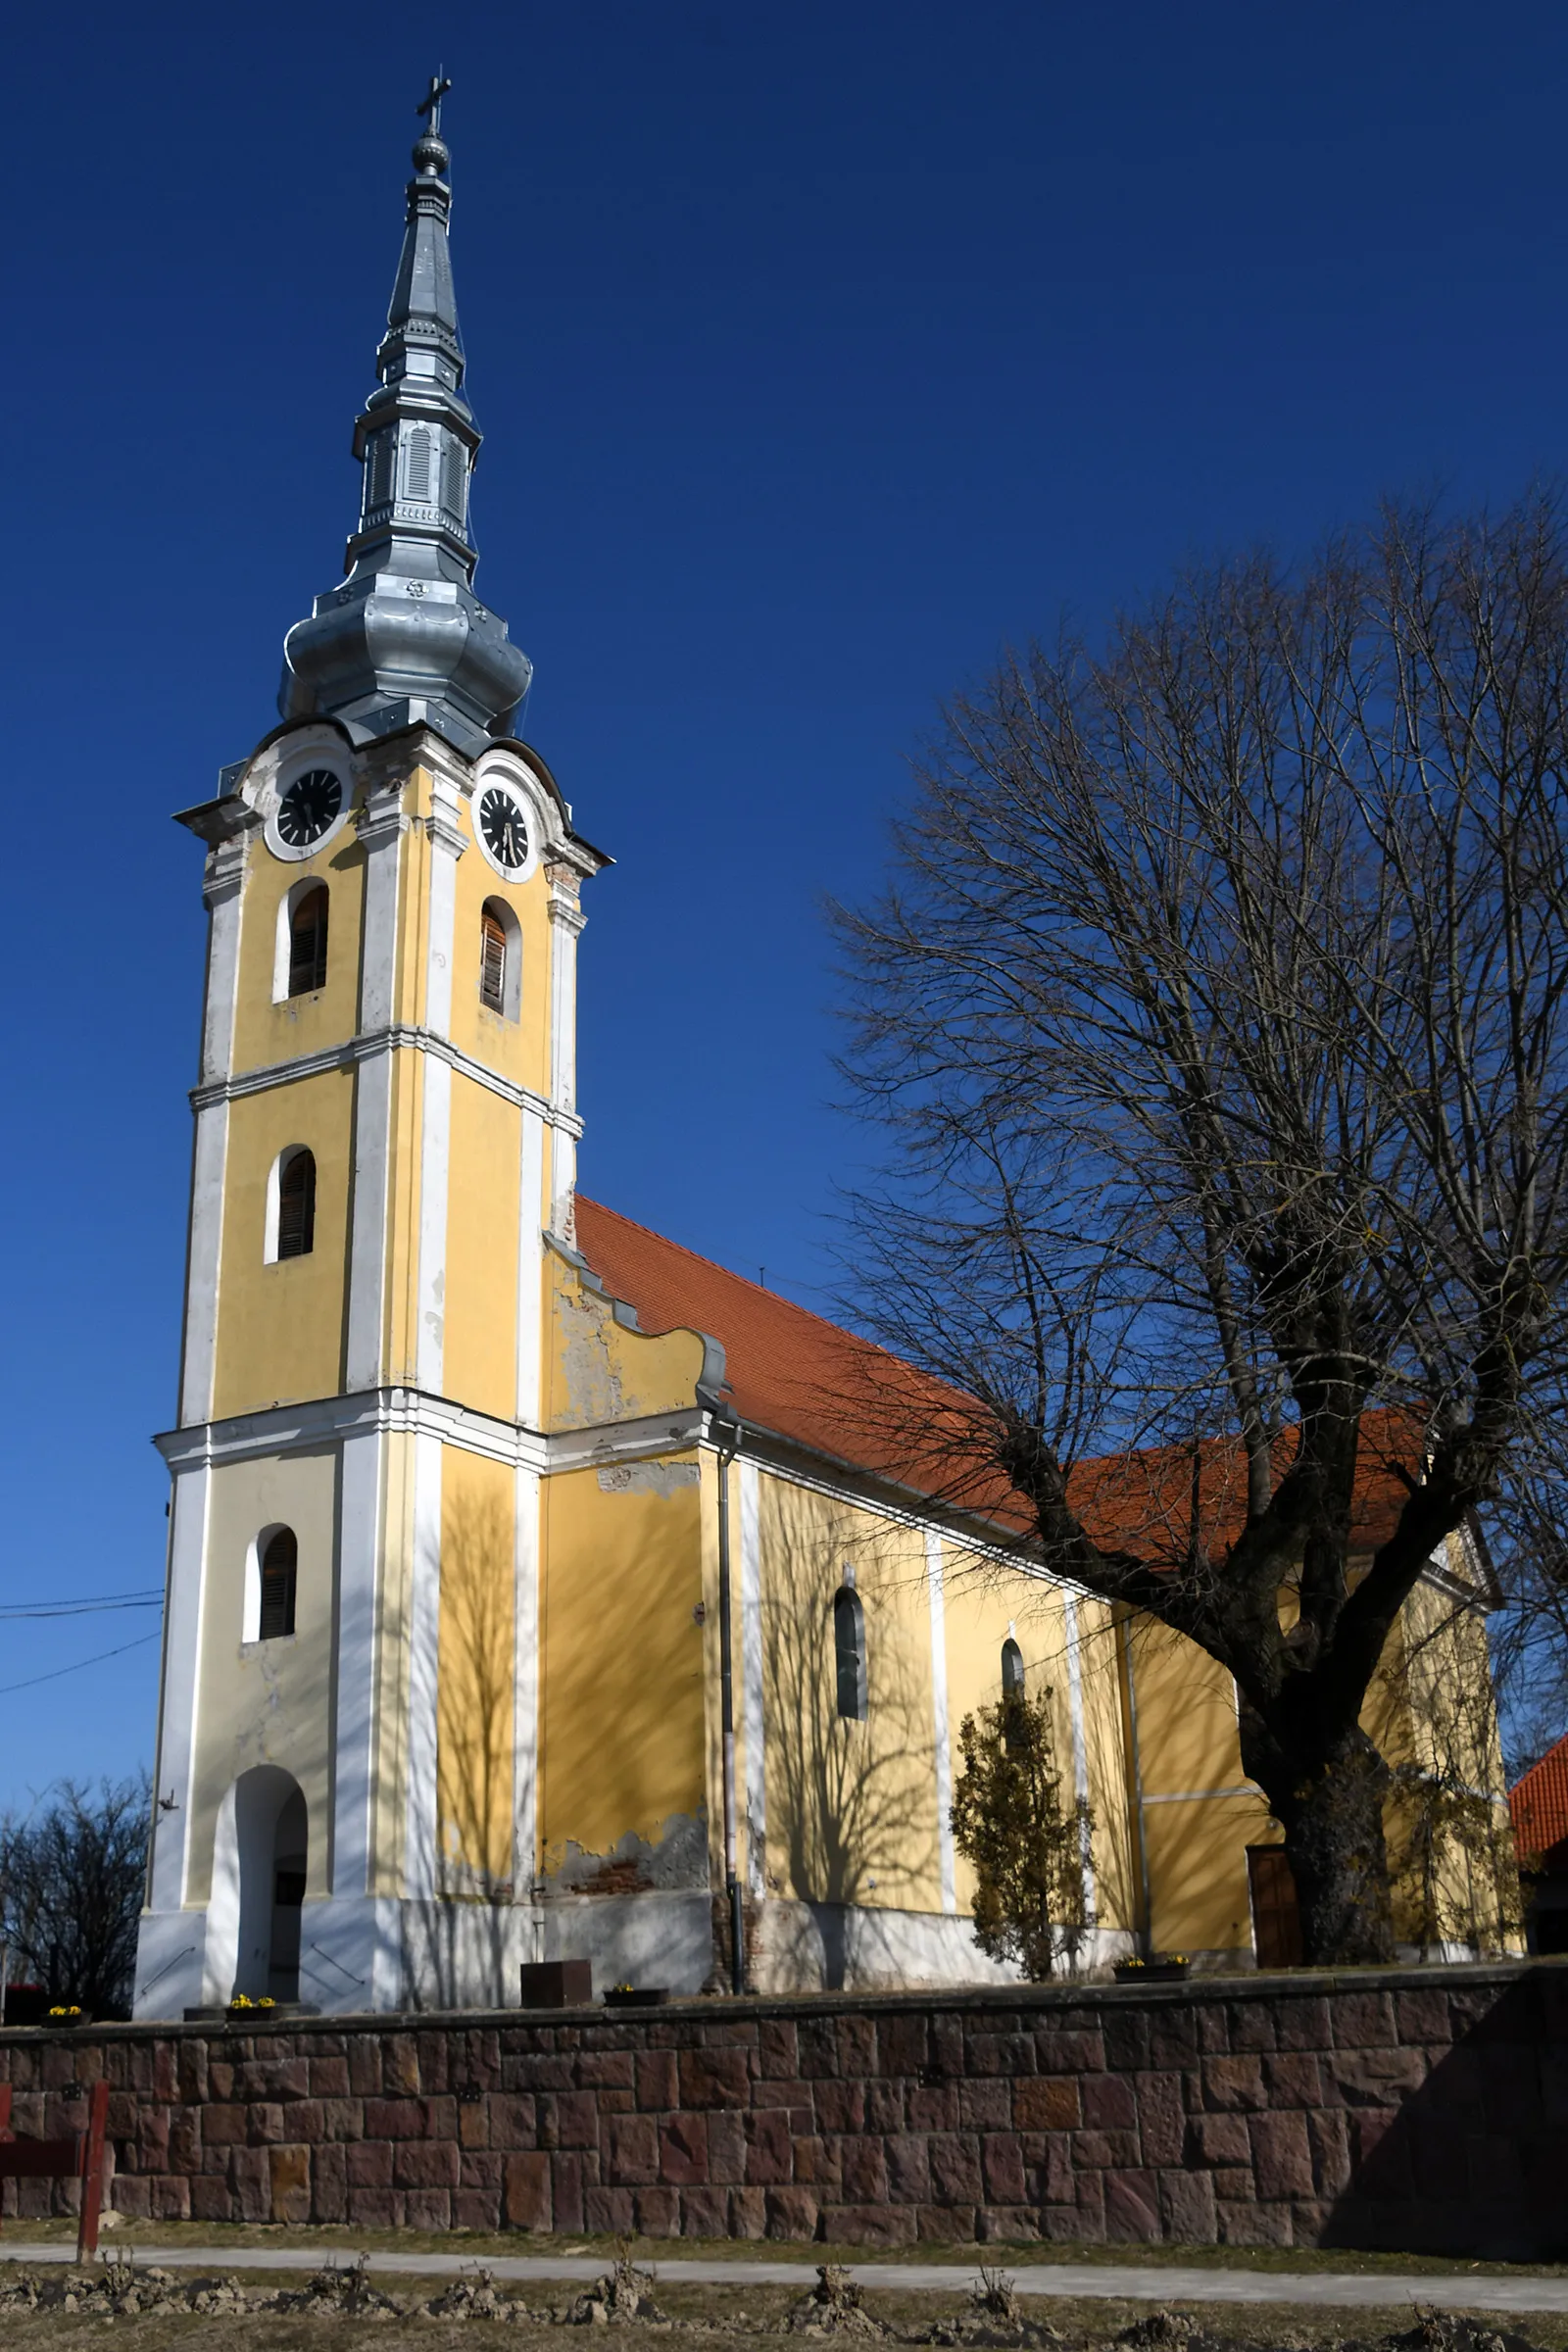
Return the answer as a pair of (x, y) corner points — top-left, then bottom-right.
(277, 77), (533, 759)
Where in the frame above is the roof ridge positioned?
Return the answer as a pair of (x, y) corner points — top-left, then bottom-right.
(575, 1196), (893, 1358)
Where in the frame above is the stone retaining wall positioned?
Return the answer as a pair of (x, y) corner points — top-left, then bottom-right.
(1, 1961), (1563, 2259)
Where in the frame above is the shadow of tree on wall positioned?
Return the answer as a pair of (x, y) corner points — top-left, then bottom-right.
(760, 1507), (940, 1987)
(401, 1488), (518, 2011)
(1322, 1968), (1568, 2259)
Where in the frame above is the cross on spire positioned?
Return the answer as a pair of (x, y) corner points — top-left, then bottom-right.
(416, 71), (452, 134)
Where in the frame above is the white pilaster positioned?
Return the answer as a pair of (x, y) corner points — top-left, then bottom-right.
(405, 1432), (443, 1899)
(345, 783), (410, 1391)
(546, 865), (585, 1239)
(178, 832), (249, 1427)
(513, 1464), (541, 1899)
(739, 1459), (767, 1897)
(416, 776), (464, 1396)
(146, 1461), (213, 1914)
(1063, 1589), (1098, 1925)
(331, 1428), (384, 1898)
(925, 1528), (957, 1913)
(515, 1109), (546, 1426)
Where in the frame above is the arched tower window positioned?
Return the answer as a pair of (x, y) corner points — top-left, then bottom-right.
(834, 1581), (867, 1721)
(275, 1150), (316, 1260)
(287, 885), (329, 997)
(259, 1529), (297, 1641)
(478, 898), (521, 1019)
(1002, 1638), (1025, 1697)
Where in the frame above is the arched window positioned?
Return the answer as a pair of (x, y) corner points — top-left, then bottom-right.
(480, 907), (507, 1012)
(1002, 1638), (1025, 1697)
(276, 1150), (316, 1260)
(287, 884), (329, 997)
(259, 1529), (297, 1641)
(478, 898), (521, 1019)
(834, 1582), (867, 1721)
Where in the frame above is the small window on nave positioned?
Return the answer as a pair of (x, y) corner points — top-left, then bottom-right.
(277, 1150), (316, 1260)
(834, 1582), (867, 1722)
(287, 885), (329, 997)
(1002, 1637), (1025, 1697)
(259, 1528), (297, 1641)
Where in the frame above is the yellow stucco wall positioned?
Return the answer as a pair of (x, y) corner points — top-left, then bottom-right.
(186, 1449), (338, 1905)
(543, 1254), (710, 1431)
(537, 1456), (707, 1878)
(755, 1477), (942, 1915)
(212, 1071), (355, 1418)
(447, 814), (553, 1102)
(437, 1446), (518, 1890)
(228, 831), (368, 1080)
(441, 1079), (522, 1420)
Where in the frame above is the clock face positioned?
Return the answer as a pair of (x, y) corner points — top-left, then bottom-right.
(276, 768), (343, 850)
(479, 785), (529, 870)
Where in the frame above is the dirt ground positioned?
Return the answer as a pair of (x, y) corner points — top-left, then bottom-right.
(0, 2253), (1564, 2352)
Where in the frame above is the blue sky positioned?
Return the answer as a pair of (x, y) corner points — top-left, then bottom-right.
(6, 0), (1568, 1805)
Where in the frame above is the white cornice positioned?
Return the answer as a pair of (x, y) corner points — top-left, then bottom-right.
(190, 1026), (584, 1137)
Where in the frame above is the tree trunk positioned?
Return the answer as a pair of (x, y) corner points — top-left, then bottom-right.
(1245, 1718), (1396, 1965)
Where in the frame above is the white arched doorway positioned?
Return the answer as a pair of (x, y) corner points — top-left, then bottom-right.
(205, 1767), (309, 2003)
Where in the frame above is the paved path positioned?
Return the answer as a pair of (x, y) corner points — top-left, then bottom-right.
(1, 2244), (1565, 2316)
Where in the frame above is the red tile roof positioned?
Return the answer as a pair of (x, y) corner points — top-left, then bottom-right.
(573, 1198), (1424, 1562)
(1510, 1735), (1568, 1866)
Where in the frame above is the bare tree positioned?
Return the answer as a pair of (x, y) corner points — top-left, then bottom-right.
(0, 1776), (149, 2018)
(834, 496), (1568, 1964)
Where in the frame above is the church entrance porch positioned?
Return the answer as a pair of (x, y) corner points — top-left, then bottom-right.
(204, 1766), (309, 2006)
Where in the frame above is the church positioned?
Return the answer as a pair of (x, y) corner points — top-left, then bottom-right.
(133, 95), (1514, 2020)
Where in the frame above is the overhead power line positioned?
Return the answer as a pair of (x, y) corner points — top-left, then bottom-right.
(0, 1632), (161, 1698)
(0, 1592), (163, 1621)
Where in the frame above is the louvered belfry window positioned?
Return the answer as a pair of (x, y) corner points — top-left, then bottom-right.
(277, 1151), (316, 1260)
(288, 886), (329, 997)
(259, 1529), (298, 1641)
(480, 908), (507, 1012)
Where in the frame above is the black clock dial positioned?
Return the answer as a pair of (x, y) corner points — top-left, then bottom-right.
(480, 786), (529, 870)
(277, 768), (343, 849)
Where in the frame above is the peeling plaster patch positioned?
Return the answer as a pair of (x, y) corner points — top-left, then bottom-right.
(542, 1809), (709, 1895)
(555, 1290), (625, 1428)
(597, 1460), (700, 1498)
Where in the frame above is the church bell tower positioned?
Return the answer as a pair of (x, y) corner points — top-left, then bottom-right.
(136, 84), (607, 2017)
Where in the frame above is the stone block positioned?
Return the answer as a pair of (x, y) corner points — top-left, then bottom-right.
(878, 2014), (927, 2081)
(318, 2099), (365, 2141)
(1013, 2077), (1079, 2132)
(976, 2205), (1041, 2242)
(394, 2139), (461, 2189)
(584, 2184), (635, 2234)
(346, 2185), (397, 2229)
(486, 2093), (536, 2148)
(347, 2141), (394, 2186)
(928, 2132), (983, 2205)
(608, 2114), (660, 2185)
(1071, 2130), (1139, 2168)
(1218, 2200), (1293, 2246)
(1185, 2111), (1250, 2167)
(579, 2048), (635, 2089)
(111, 2176), (151, 2220)
(636, 2050), (679, 2110)
(246, 2101), (287, 2146)
(309, 2056), (351, 2098)
(453, 2190), (502, 2230)
(553, 2090), (600, 2148)
(313, 2143), (348, 2224)
(766, 2186), (819, 2239)
(1250, 2110), (1313, 2200)
(815, 2078), (867, 2134)
(1158, 2167), (1216, 2243)
(347, 2040), (382, 2095)
(838, 2135), (889, 2205)
(269, 2144), (312, 2224)
(981, 2134), (1026, 2205)
(759, 2019), (800, 2080)
(729, 2185), (767, 2237)
(404, 2188), (451, 2230)
(1331, 1993), (1396, 2049)
(865, 2081), (906, 2135)
(819, 2203), (917, 2246)
(231, 2144), (271, 2223)
(1274, 1997), (1332, 2052)
(1327, 2049), (1426, 2108)
(384, 2034), (421, 2094)
(1104, 2168), (1160, 2241)
(1306, 2106), (1351, 2196)
(201, 2103), (246, 2145)
(679, 2047), (751, 2108)
(1394, 1989), (1450, 2047)
(1081, 2074), (1138, 2131)
(363, 2096), (424, 2139)
(1102, 2009), (1152, 2073)
(552, 2153), (585, 2234)
(1201, 2055), (1266, 2111)
(1134, 2071), (1184, 2167)
(707, 2111), (746, 2184)
(190, 2175), (232, 2224)
(744, 2108), (793, 2185)
(908, 2083), (959, 2133)
(635, 2186), (681, 2236)
(957, 2078), (1010, 2131)
(1228, 2001), (1278, 2053)
(1146, 2009), (1199, 2069)
(149, 2175), (192, 2221)
(1036, 2030), (1104, 2075)
(884, 2133), (929, 2203)
(678, 2186), (731, 2237)
(1262, 2053), (1322, 2107)
(660, 2113), (710, 2186)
